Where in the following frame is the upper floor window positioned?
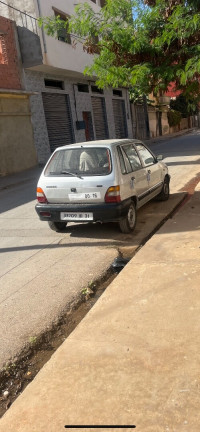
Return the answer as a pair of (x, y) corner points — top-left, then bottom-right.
(54, 9), (71, 44)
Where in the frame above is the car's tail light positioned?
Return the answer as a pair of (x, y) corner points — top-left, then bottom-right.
(37, 187), (48, 204)
(105, 185), (121, 203)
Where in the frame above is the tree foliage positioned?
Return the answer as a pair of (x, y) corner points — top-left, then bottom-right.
(170, 93), (199, 116)
(41, 0), (200, 102)
(167, 109), (182, 127)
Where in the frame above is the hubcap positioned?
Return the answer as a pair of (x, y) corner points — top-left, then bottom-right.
(128, 205), (136, 228)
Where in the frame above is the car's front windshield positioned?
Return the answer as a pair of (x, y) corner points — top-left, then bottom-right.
(45, 147), (112, 177)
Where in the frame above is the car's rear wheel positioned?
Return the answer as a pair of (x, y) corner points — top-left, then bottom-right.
(48, 221), (67, 232)
(157, 177), (170, 201)
(119, 202), (137, 234)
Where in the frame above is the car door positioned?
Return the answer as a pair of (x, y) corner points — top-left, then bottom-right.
(117, 143), (148, 205)
(135, 142), (163, 200)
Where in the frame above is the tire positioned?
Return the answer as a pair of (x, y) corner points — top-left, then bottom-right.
(48, 221), (67, 232)
(157, 177), (170, 201)
(119, 202), (137, 234)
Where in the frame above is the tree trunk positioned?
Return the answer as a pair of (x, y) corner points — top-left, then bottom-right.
(143, 95), (150, 139)
(158, 110), (162, 136)
(155, 96), (162, 137)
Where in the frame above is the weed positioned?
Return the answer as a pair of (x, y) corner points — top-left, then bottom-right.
(29, 336), (37, 345)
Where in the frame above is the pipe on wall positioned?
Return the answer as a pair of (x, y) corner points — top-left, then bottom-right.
(35, 0), (47, 53)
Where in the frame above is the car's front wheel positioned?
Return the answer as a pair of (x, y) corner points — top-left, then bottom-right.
(157, 177), (170, 201)
(48, 221), (67, 232)
(119, 202), (137, 234)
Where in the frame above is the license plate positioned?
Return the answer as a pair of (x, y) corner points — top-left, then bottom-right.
(60, 212), (93, 221)
(68, 192), (101, 201)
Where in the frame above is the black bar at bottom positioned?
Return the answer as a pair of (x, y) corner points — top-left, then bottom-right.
(64, 426), (136, 429)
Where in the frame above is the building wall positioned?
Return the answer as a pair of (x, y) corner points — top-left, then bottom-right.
(0, 16), (22, 89)
(25, 70), (132, 164)
(0, 15), (37, 175)
(0, 93), (37, 175)
(0, 0), (103, 75)
(31, 0), (103, 75)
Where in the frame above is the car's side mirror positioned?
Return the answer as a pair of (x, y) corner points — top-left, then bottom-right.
(157, 155), (163, 161)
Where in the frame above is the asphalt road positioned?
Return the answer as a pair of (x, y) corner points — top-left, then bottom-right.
(0, 130), (200, 369)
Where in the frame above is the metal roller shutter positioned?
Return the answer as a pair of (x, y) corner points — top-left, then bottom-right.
(91, 97), (109, 140)
(112, 99), (128, 139)
(42, 93), (74, 153)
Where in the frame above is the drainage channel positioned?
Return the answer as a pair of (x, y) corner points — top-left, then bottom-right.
(0, 174), (199, 418)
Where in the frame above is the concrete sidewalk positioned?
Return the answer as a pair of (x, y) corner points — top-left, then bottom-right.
(0, 165), (42, 192)
(0, 191), (199, 428)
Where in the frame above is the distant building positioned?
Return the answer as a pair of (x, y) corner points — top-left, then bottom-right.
(0, 0), (133, 165)
(0, 14), (37, 175)
(165, 82), (182, 99)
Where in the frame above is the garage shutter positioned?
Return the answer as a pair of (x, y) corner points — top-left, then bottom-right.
(42, 93), (74, 153)
(112, 99), (128, 139)
(91, 97), (109, 140)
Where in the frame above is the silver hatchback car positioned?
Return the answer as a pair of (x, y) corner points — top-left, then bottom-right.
(35, 139), (170, 233)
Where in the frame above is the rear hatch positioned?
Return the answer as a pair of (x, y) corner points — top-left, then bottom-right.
(41, 146), (115, 204)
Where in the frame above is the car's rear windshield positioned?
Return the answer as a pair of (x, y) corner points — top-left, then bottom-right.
(44, 147), (112, 177)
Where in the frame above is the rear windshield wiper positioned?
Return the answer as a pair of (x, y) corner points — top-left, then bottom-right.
(50, 170), (83, 179)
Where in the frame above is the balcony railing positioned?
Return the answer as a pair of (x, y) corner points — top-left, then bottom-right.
(0, 0), (39, 34)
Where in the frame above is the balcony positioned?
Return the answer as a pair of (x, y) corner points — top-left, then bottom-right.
(0, 0), (43, 68)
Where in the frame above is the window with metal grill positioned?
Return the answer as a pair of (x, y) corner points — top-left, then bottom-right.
(54, 10), (71, 44)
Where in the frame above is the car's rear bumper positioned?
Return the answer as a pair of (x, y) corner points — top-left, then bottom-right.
(35, 200), (131, 223)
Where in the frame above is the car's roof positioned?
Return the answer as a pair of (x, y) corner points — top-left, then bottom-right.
(54, 139), (142, 151)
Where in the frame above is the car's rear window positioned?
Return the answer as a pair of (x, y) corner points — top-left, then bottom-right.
(45, 147), (112, 177)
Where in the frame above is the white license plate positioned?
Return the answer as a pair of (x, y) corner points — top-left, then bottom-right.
(68, 192), (101, 200)
(60, 212), (93, 221)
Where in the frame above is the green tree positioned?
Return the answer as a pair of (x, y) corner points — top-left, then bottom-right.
(41, 0), (200, 100)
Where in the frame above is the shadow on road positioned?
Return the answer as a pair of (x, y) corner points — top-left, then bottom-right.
(0, 192), (192, 254)
(0, 167), (42, 214)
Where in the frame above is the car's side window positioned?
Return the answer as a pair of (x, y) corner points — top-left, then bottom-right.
(117, 146), (127, 174)
(135, 143), (156, 167)
(122, 144), (142, 172)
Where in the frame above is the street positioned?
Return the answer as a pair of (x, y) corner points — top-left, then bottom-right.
(0, 130), (200, 371)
